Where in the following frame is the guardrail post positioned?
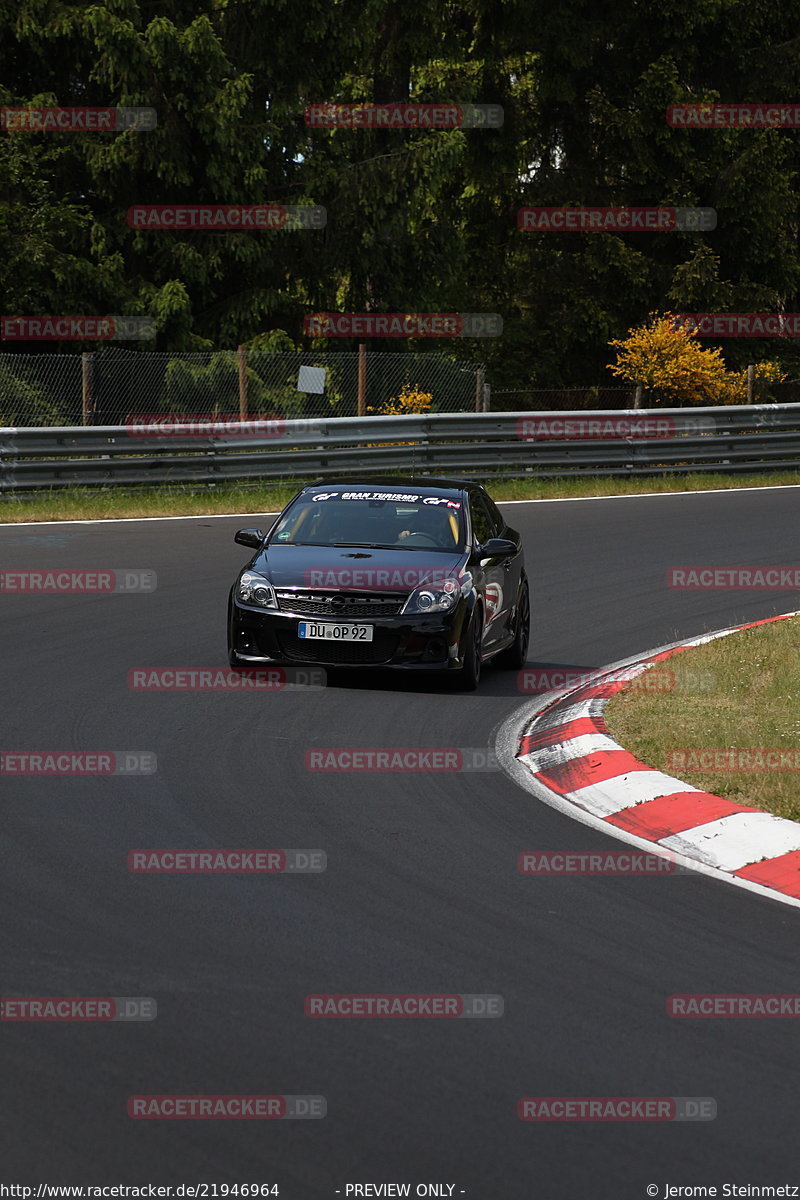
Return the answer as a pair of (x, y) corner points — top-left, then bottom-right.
(0, 431), (9, 495)
(81, 353), (93, 425)
(358, 343), (366, 417)
(238, 344), (248, 419)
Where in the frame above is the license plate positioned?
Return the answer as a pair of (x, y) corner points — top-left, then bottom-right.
(298, 622), (374, 642)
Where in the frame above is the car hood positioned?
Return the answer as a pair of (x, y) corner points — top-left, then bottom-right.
(252, 543), (467, 590)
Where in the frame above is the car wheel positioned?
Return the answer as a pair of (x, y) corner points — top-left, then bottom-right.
(497, 579), (529, 669)
(453, 608), (483, 691)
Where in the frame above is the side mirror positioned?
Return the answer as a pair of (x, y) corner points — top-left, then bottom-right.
(477, 537), (517, 559)
(234, 528), (265, 549)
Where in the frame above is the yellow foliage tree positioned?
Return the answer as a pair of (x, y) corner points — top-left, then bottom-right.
(711, 360), (788, 404)
(607, 314), (786, 406)
(367, 383), (433, 416)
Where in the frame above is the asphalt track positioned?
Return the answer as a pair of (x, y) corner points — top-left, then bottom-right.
(3, 487), (800, 1198)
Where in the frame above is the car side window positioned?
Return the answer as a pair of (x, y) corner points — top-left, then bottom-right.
(484, 495), (505, 536)
(470, 496), (494, 545)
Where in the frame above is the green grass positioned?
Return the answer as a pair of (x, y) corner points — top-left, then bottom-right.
(605, 615), (800, 822)
(2, 469), (800, 523)
(490, 469), (800, 501)
(0, 483), (302, 523)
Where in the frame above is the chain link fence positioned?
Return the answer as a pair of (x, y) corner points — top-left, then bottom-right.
(493, 380), (800, 411)
(0, 349), (486, 427)
(492, 387), (636, 411)
(3, 351), (799, 427)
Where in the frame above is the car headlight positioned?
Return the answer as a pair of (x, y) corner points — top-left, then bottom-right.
(237, 569), (278, 609)
(401, 573), (470, 615)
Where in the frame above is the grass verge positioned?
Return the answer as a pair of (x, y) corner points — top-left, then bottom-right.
(604, 615), (800, 822)
(1, 470), (799, 524)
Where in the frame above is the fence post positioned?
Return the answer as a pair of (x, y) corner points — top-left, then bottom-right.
(238, 344), (248, 419)
(81, 353), (93, 425)
(633, 385), (642, 409)
(358, 343), (367, 416)
(483, 379), (490, 412)
(475, 367), (485, 413)
(746, 364), (754, 404)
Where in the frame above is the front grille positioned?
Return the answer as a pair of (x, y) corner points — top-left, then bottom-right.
(276, 590), (405, 618)
(276, 630), (400, 664)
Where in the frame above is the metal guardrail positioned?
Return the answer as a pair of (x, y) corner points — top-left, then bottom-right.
(2, 404), (800, 493)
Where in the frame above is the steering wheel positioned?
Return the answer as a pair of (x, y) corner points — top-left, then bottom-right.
(400, 532), (440, 547)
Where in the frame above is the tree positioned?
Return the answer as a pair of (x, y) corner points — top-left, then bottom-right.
(3, 0), (800, 391)
(608, 313), (787, 405)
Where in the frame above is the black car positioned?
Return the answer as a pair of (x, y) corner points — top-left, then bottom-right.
(227, 477), (529, 690)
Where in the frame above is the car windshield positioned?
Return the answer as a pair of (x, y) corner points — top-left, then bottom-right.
(269, 490), (466, 552)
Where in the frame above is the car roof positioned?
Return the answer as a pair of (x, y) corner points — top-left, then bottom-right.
(303, 477), (480, 496)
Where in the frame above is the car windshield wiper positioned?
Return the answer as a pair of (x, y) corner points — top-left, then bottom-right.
(330, 541), (400, 549)
(331, 541), (461, 553)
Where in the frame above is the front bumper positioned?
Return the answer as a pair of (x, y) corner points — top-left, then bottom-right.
(230, 598), (470, 670)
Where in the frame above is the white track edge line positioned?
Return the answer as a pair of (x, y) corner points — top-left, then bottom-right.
(500, 482), (800, 504)
(0, 510), (280, 528)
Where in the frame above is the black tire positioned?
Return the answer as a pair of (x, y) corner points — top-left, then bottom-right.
(497, 579), (530, 669)
(453, 607), (483, 691)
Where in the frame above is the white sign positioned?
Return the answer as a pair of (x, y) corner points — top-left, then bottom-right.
(298, 365), (326, 394)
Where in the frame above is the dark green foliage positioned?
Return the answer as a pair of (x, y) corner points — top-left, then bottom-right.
(2, 0), (799, 384)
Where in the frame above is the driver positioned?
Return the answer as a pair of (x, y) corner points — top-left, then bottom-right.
(398, 504), (455, 548)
